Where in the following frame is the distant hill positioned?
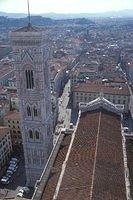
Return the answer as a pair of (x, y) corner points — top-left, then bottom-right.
(41, 10), (133, 19)
(0, 11), (27, 18)
(0, 10), (133, 19)
(0, 15), (95, 33)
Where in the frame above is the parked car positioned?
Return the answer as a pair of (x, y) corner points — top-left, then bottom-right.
(6, 169), (14, 175)
(122, 127), (129, 133)
(9, 163), (17, 168)
(22, 187), (30, 194)
(11, 158), (18, 162)
(10, 160), (17, 165)
(70, 123), (73, 129)
(17, 187), (30, 198)
(1, 176), (10, 184)
(17, 190), (24, 198)
(6, 173), (12, 178)
(8, 166), (18, 172)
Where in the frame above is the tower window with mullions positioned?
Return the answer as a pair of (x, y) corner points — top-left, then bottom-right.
(25, 70), (34, 89)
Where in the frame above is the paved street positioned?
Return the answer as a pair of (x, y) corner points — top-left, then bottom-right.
(0, 157), (27, 199)
(56, 79), (79, 131)
(128, 85), (133, 120)
(123, 113), (133, 133)
(59, 80), (71, 129)
(54, 79), (79, 142)
(120, 68), (133, 131)
(56, 80), (71, 130)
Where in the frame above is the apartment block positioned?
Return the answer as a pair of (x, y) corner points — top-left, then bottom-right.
(72, 83), (130, 112)
(0, 127), (12, 170)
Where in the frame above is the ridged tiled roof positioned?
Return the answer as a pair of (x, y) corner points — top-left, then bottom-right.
(41, 109), (127, 200)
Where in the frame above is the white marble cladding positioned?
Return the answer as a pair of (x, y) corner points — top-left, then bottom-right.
(10, 26), (53, 186)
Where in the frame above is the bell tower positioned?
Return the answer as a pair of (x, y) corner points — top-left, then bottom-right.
(10, 25), (53, 186)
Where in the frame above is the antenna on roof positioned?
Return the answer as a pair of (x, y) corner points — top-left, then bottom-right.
(27, 0), (31, 26)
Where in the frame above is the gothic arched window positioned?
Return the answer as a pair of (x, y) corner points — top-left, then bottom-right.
(25, 70), (34, 89)
(33, 106), (38, 117)
(27, 106), (31, 116)
(35, 131), (40, 140)
(29, 130), (33, 139)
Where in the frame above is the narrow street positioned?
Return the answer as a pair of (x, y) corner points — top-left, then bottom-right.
(120, 68), (133, 132)
(128, 84), (133, 120)
(54, 80), (71, 140)
(58, 80), (71, 129)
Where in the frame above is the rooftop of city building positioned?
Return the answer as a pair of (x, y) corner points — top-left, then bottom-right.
(4, 110), (20, 121)
(73, 82), (130, 96)
(0, 126), (9, 140)
(33, 106), (127, 200)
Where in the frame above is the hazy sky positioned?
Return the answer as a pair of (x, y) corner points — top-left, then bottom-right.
(0, 0), (133, 14)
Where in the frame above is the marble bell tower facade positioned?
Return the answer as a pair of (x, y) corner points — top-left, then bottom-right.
(10, 25), (53, 186)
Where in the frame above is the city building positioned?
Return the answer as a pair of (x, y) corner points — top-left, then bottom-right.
(10, 24), (53, 186)
(8, 77), (16, 87)
(0, 60), (14, 86)
(0, 99), (10, 120)
(33, 97), (129, 200)
(0, 86), (8, 100)
(72, 83), (130, 112)
(0, 86), (18, 121)
(10, 94), (19, 110)
(4, 110), (22, 149)
(0, 127), (12, 170)
(0, 87), (9, 120)
(70, 60), (100, 88)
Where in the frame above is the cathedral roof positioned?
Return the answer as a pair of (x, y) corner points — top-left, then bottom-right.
(79, 96), (124, 115)
(33, 108), (127, 200)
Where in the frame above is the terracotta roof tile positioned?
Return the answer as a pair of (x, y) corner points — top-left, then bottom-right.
(42, 135), (71, 200)
(41, 109), (126, 200)
(73, 83), (130, 95)
(4, 111), (20, 120)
